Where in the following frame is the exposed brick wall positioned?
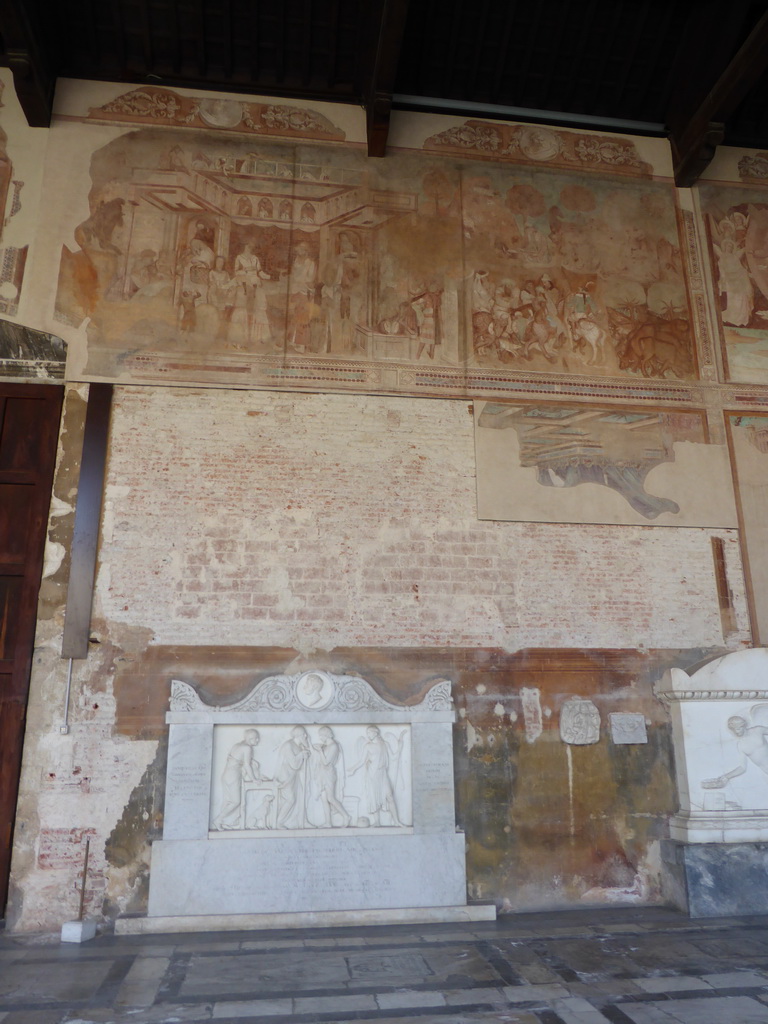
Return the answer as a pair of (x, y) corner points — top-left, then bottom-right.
(97, 386), (750, 651)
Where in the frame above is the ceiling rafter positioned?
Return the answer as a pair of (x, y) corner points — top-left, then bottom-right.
(365, 0), (410, 157)
(0, 0), (55, 126)
(668, 3), (768, 186)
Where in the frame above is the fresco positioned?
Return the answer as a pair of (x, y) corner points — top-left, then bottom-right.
(701, 185), (768, 384)
(53, 127), (695, 389)
(475, 400), (738, 528)
(0, 79), (29, 320)
(727, 413), (768, 642)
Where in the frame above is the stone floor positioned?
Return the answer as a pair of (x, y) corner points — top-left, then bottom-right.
(3, 907), (768, 1023)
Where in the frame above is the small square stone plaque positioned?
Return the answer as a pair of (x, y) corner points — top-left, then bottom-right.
(609, 712), (648, 744)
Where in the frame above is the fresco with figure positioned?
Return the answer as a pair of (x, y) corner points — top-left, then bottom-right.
(53, 126), (695, 389)
(475, 400), (738, 528)
(701, 185), (768, 384)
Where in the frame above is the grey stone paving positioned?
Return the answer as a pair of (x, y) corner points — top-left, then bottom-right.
(2, 907), (768, 1023)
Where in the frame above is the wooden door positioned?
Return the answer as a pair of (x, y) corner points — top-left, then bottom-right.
(0, 383), (63, 914)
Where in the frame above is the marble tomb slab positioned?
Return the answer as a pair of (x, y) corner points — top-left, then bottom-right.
(144, 671), (492, 927)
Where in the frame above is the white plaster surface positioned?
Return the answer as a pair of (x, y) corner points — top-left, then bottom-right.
(147, 833), (469, 917)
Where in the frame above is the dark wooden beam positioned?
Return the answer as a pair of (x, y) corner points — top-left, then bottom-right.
(365, 0), (410, 157)
(61, 384), (113, 660)
(668, 5), (768, 186)
(0, 0), (56, 127)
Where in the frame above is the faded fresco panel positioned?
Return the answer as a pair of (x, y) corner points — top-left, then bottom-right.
(701, 185), (768, 384)
(475, 400), (738, 528)
(727, 414), (768, 642)
(0, 71), (48, 323)
(51, 122), (694, 391)
(460, 164), (693, 379)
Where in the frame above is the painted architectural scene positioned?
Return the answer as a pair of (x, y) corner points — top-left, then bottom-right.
(52, 124), (695, 389)
(701, 185), (768, 383)
(476, 400), (738, 527)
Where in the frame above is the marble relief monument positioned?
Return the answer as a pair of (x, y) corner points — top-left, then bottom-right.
(138, 671), (494, 931)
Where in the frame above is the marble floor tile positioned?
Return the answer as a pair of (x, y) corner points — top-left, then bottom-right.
(616, 995), (768, 1023)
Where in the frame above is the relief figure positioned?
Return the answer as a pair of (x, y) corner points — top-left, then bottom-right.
(348, 725), (404, 827)
(276, 725), (310, 828)
(311, 726), (352, 827)
(213, 729), (273, 830)
(703, 706), (768, 793)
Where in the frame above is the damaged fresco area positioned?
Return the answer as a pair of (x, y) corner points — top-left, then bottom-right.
(475, 400), (738, 528)
(52, 124), (695, 391)
(452, 649), (688, 912)
(13, 643), (703, 928)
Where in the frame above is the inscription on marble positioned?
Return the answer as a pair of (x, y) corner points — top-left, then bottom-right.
(560, 698), (601, 745)
(216, 840), (397, 905)
(609, 712), (648, 745)
(168, 763), (209, 801)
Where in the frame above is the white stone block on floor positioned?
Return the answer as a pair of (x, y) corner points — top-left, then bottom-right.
(60, 919), (97, 944)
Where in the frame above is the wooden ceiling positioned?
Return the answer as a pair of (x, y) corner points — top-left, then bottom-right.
(3, 0), (768, 184)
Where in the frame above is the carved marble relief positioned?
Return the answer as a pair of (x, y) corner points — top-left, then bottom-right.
(560, 698), (601, 745)
(655, 651), (768, 843)
(149, 669), (478, 921)
(608, 712), (648, 745)
(210, 722), (412, 833)
(51, 122), (694, 392)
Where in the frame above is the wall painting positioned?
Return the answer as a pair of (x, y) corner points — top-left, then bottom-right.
(52, 126), (696, 394)
(475, 400), (737, 527)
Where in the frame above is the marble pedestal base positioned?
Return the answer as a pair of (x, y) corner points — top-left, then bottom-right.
(148, 833), (475, 919)
(662, 839), (768, 917)
(117, 902), (496, 935)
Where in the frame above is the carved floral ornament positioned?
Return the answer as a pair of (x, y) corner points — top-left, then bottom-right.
(169, 671), (453, 714)
(88, 87), (345, 141)
(739, 152), (768, 182)
(423, 120), (652, 176)
(653, 650), (768, 703)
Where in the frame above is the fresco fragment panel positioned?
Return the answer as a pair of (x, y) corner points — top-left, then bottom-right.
(475, 400), (737, 528)
(701, 184), (768, 384)
(45, 117), (696, 394)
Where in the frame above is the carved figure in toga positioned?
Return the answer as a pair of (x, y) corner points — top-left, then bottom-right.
(348, 725), (403, 827)
(312, 726), (352, 827)
(213, 729), (268, 829)
(276, 726), (310, 828)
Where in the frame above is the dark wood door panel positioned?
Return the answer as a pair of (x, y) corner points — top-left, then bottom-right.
(0, 484), (34, 561)
(0, 383), (63, 916)
(0, 394), (61, 472)
(0, 578), (23, 663)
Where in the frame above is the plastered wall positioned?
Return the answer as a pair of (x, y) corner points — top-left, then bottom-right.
(7, 385), (750, 930)
(4, 76), (768, 932)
